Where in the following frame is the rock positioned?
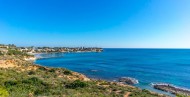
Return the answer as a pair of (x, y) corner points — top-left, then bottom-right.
(152, 83), (190, 96)
(72, 72), (90, 81)
(119, 77), (139, 85)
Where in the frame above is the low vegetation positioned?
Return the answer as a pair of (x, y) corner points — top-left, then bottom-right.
(65, 80), (88, 89)
(0, 51), (3, 55)
(7, 49), (33, 57)
(0, 86), (9, 97)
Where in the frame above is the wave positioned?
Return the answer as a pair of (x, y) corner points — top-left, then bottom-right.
(35, 53), (65, 59)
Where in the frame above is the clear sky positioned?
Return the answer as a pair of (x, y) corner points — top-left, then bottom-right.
(0, 0), (190, 48)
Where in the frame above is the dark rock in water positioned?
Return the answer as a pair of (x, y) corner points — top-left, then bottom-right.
(119, 77), (139, 85)
(151, 83), (190, 96)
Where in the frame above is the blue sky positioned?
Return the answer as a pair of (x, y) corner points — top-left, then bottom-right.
(0, 0), (190, 48)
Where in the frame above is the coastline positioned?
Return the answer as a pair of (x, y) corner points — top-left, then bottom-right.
(34, 53), (169, 96)
(34, 52), (190, 97)
(1, 47), (189, 97)
(29, 51), (102, 60)
(0, 55), (169, 97)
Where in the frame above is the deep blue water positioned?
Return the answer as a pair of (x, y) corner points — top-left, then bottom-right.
(35, 49), (190, 95)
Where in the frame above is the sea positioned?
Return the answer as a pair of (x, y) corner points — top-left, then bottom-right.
(35, 49), (190, 96)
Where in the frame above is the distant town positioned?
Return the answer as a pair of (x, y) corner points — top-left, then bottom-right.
(0, 44), (103, 55)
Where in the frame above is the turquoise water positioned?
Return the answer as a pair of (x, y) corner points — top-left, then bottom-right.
(35, 49), (190, 95)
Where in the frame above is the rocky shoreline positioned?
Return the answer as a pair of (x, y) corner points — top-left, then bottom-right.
(151, 83), (190, 96)
(117, 77), (190, 96)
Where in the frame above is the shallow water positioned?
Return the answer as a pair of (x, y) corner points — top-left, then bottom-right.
(35, 49), (190, 95)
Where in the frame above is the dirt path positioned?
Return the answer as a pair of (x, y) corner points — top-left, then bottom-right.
(124, 92), (131, 97)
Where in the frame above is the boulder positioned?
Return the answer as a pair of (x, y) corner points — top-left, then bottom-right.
(119, 77), (139, 85)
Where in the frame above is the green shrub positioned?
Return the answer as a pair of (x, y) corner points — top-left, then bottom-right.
(176, 94), (187, 97)
(28, 71), (36, 75)
(65, 80), (88, 89)
(142, 89), (150, 93)
(6, 49), (31, 56)
(0, 51), (3, 56)
(38, 67), (47, 71)
(7, 49), (22, 55)
(22, 77), (45, 85)
(34, 88), (50, 95)
(4, 80), (18, 88)
(63, 70), (72, 75)
(0, 86), (9, 97)
(49, 68), (56, 73)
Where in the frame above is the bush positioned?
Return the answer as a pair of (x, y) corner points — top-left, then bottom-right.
(38, 67), (47, 71)
(49, 69), (56, 73)
(65, 80), (88, 89)
(21, 77), (51, 95)
(142, 89), (150, 93)
(63, 70), (72, 75)
(176, 94), (187, 97)
(6, 49), (31, 56)
(0, 86), (9, 97)
(4, 80), (18, 88)
(34, 88), (50, 95)
(0, 51), (3, 56)
(22, 77), (44, 85)
(7, 49), (22, 55)
(28, 71), (36, 75)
